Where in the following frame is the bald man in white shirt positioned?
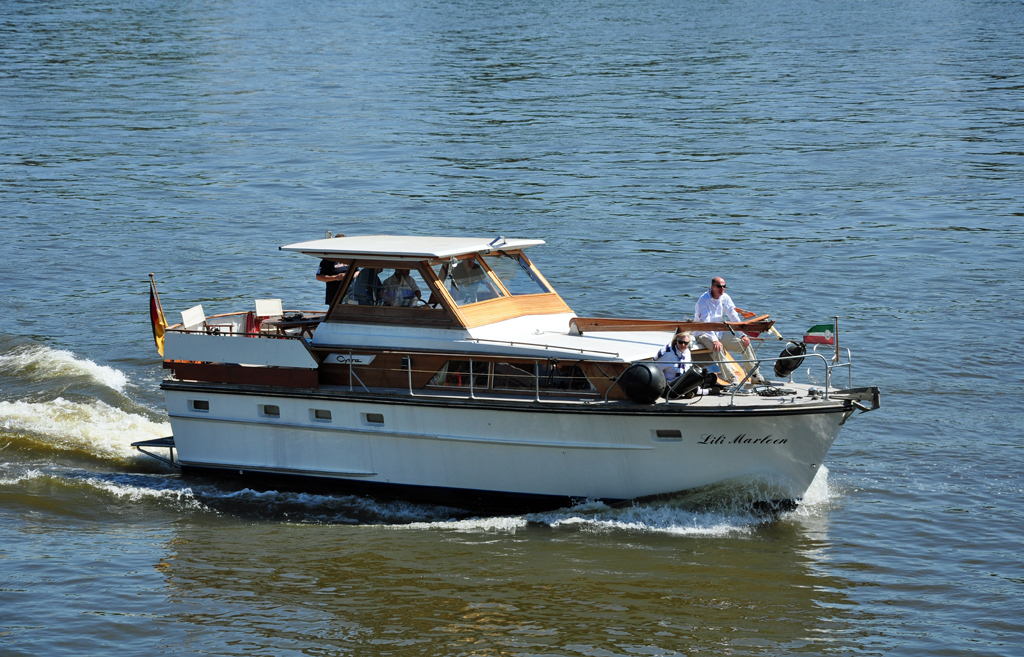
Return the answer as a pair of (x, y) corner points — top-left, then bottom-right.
(694, 277), (764, 385)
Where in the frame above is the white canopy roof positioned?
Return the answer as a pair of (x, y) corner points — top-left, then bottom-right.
(280, 235), (545, 260)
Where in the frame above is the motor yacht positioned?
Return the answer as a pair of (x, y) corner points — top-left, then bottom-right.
(137, 234), (879, 512)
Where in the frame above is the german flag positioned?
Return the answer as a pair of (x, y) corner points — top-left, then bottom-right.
(149, 275), (168, 357)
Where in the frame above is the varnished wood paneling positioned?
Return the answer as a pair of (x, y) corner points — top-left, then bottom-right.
(458, 294), (573, 328)
(569, 316), (775, 335)
(164, 362), (318, 388)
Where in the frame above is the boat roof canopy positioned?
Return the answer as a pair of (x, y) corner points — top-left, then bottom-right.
(280, 235), (546, 260)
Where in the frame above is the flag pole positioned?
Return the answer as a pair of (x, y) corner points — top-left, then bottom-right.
(833, 316), (840, 364)
(149, 273), (166, 317)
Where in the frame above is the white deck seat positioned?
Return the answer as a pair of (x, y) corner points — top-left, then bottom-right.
(180, 305), (207, 331)
(255, 299), (283, 319)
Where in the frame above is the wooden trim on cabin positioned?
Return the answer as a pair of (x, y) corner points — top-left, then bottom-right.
(325, 305), (456, 327)
(318, 352), (449, 389)
(458, 293), (573, 328)
(325, 261), (357, 312)
(569, 316), (775, 335)
(164, 361), (319, 388)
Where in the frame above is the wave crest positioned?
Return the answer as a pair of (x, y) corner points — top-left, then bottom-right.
(0, 344), (128, 392)
(0, 397), (170, 459)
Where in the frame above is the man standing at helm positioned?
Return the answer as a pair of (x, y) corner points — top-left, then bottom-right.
(695, 277), (764, 385)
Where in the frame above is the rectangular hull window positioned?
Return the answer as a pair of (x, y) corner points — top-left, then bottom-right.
(190, 399), (210, 412)
(260, 404), (281, 418)
(364, 413), (384, 425)
(312, 409), (332, 421)
(652, 429), (682, 442)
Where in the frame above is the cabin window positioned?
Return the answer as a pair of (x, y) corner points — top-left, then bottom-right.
(190, 399), (210, 412)
(312, 409), (332, 421)
(340, 266), (433, 308)
(432, 257), (505, 307)
(482, 253), (551, 295)
(492, 362), (595, 392)
(428, 360), (490, 388)
(652, 429), (683, 442)
(260, 404), (281, 418)
(364, 413), (384, 425)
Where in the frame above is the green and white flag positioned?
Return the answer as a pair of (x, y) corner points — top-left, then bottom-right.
(803, 324), (834, 345)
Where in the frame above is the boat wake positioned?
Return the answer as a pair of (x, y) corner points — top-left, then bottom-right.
(0, 458), (834, 533)
(0, 343), (129, 393)
(395, 467), (835, 536)
(0, 397), (170, 463)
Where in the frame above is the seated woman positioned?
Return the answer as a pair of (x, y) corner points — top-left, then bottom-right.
(654, 330), (694, 382)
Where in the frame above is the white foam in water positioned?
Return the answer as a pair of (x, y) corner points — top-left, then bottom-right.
(0, 344), (128, 392)
(84, 476), (206, 508)
(387, 498), (754, 536)
(399, 516), (530, 532)
(800, 465), (832, 506)
(783, 465), (834, 520)
(532, 502), (755, 537)
(0, 397), (170, 459)
(0, 467), (43, 486)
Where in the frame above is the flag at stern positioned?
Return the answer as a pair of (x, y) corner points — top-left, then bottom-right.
(803, 324), (834, 345)
(149, 275), (168, 357)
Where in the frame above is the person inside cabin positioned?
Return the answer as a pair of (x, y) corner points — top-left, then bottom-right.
(351, 267), (384, 305)
(694, 277), (765, 384)
(315, 233), (348, 305)
(655, 330), (694, 382)
(382, 268), (422, 307)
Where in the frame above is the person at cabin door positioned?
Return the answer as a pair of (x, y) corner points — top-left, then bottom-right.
(694, 277), (764, 384)
(316, 233), (348, 305)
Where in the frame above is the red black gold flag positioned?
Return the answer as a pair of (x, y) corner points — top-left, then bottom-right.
(149, 276), (167, 357)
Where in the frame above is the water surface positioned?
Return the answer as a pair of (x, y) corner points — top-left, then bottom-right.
(2, 0), (1023, 654)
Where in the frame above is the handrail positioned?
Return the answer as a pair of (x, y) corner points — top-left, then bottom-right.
(166, 327), (310, 341)
(569, 316), (775, 336)
(166, 309), (325, 332)
(811, 345), (853, 389)
(465, 337), (620, 357)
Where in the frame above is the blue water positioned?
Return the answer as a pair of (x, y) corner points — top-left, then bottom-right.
(2, 0), (1023, 654)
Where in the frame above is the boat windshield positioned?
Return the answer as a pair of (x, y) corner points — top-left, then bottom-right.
(432, 257), (505, 307)
(482, 253), (551, 295)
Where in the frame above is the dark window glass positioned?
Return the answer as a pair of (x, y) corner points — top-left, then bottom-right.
(428, 360), (490, 388)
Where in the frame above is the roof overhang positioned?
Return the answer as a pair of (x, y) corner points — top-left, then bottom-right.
(280, 235), (545, 260)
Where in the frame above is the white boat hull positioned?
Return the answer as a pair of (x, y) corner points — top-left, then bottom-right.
(164, 385), (848, 510)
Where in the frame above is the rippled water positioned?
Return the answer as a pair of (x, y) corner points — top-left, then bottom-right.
(2, 0), (1023, 654)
